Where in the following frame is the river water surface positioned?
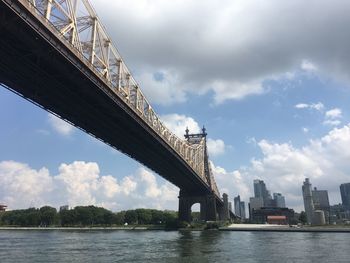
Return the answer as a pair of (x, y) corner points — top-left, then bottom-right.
(0, 230), (349, 262)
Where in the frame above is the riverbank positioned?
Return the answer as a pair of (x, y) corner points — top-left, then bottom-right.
(0, 226), (169, 231)
(220, 224), (350, 232)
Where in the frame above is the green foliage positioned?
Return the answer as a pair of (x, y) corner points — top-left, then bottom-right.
(40, 206), (57, 226)
(59, 209), (76, 226)
(299, 211), (307, 224)
(113, 211), (125, 225)
(135, 209), (152, 225)
(0, 206), (180, 228)
(124, 210), (138, 224)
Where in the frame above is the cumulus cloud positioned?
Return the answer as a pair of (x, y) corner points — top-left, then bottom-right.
(0, 161), (178, 211)
(214, 124), (350, 212)
(323, 108), (342, 126)
(207, 138), (226, 157)
(47, 113), (74, 136)
(90, 0), (350, 104)
(160, 114), (200, 138)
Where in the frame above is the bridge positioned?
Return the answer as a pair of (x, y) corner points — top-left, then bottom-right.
(0, 0), (234, 222)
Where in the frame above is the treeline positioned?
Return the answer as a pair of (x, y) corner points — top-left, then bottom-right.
(0, 206), (178, 227)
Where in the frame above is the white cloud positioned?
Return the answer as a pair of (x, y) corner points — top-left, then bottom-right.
(301, 60), (317, 72)
(214, 124), (350, 212)
(325, 108), (342, 119)
(295, 102), (324, 111)
(0, 161), (178, 211)
(0, 161), (53, 209)
(90, 0), (350, 104)
(323, 108), (342, 126)
(207, 138), (226, 156)
(210, 79), (265, 105)
(160, 114), (201, 138)
(137, 70), (186, 105)
(48, 113), (74, 136)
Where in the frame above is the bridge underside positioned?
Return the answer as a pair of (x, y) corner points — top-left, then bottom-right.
(0, 0), (223, 202)
(179, 191), (230, 222)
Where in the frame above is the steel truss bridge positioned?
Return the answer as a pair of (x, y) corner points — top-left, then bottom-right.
(0, 0), (232, 221)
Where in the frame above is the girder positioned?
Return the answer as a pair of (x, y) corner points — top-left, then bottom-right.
(0, 0), (221, 200)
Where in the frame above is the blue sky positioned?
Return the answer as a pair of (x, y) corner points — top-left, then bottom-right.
(1, 0), (350, 212)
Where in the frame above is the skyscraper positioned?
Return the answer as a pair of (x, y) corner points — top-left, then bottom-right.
(240, 201), (246, 219)
(302, 178), (314, 224)
(312, 187), (330, 223)
(234, 195), (241, 217)
(340, 183), (350, 208)
(254, 179), (271, 206)
(273, 193), (286, 208)
(234, 195), (246, 219)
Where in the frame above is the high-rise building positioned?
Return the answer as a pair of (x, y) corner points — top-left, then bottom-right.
(234, 195), (241, 217)
(340, 183), (350, 208)
(234, 195), (246, 219)
(254, 179), (271, 206)
(273, 193), (286, 208)
(302, 178), (314, 224)
(254, 179), (267, 198)
(240, 201), (246, 219)
(312, 187), (330, 223)
(249, 197), (264, 219)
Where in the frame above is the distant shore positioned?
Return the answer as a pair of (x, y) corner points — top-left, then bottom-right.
(0, 226), (169, 231)
(2, 224), (350, 232)
(220, 224), (350, 233)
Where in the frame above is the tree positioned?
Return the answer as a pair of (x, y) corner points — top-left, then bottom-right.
(40, 206), (57, 226)
(151, 210), (164, 224)
(113, 211), (125, 225)
(59, 209), (76, 226)
(124, 210), (138, 224)
(136, 209), (152, 225)
(299, 211), (307, 224)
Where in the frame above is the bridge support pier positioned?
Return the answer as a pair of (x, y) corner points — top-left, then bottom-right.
(178, 190), (218, 222)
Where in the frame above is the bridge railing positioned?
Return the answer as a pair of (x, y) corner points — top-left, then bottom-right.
(18, 0), (216, 191)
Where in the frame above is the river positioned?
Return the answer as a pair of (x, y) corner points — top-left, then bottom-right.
(0, 230), (349, 262)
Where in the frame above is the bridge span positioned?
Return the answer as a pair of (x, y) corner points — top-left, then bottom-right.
(0, 0), (234, 221)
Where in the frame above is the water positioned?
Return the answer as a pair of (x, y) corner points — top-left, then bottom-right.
(0, 230), (349, 262)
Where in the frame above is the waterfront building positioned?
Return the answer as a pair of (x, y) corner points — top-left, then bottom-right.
(0, 204), (7, 212)
(273, 193), (286, 208)
(267, 215), (287, 225)
(312, 187), (330, 224)
(249, 197), (264, 220)
(313, 210), (326, 225)
(340, 183), (350, 209)
(251, 207), (295, 224)
(302, 178), (314, 224)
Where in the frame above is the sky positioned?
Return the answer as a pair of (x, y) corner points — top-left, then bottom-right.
(1, 0), (350, 213)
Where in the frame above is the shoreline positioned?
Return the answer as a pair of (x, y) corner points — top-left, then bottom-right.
(220, 224), (350, 233)
(1, 225), (350, 232)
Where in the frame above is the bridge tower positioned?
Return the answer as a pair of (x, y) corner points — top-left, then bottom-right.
(178, 127), (229, 222)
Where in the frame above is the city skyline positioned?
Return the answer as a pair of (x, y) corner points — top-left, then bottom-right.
(2, 0), (350, 212)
